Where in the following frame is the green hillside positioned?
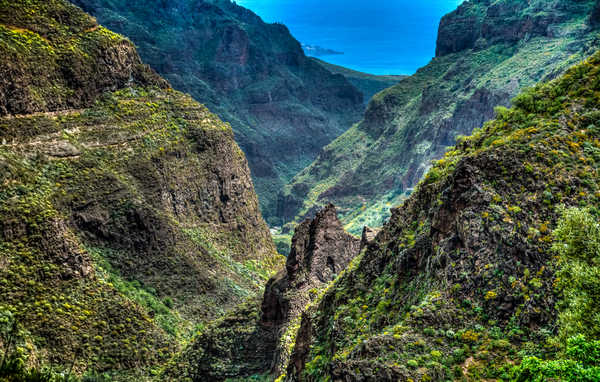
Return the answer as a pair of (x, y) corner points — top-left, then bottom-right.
(311, 58), (405, 104)
(0, 0), (282, 379)
(281, 47), (600, 381)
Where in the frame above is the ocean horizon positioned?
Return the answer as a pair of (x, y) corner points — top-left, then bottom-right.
(236, 0), (463, 75)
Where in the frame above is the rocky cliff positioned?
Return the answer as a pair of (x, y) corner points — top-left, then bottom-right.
(280, 48), (600, 381)
(281, 0), (600, 234)
(0, 0), (282, 378)
(436, 0), (578, 57)
(69, 0), (365, 223)
(165, 205), (360, 381)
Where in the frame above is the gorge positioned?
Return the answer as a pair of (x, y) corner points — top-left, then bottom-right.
(1, 0), (600, 381)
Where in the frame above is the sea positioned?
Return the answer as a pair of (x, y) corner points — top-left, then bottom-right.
(235, 0), (464, 75)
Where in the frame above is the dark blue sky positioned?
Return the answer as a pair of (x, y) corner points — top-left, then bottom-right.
(236, 0), (463, 75)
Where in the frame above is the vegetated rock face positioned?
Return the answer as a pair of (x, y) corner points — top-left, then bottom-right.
(436, 0), (574, 57)
(282, 50), (600, 381)
(0, 0), (282, 376)
(0, 0), (166, 115)
(280, 0), (599, 235)
(261, 205), (360, 370)
(165, 204), (360, 381)
(70, 0), (364, 223)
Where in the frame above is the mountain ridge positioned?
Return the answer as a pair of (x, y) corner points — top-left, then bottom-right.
(69, 0), (365, 223)
(281, 46), (600, 381)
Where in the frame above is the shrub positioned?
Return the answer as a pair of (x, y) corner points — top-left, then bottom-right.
(552, 207), (600, 340)
(511, 335), (600, 382)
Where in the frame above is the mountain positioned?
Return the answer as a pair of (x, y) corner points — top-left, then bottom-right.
(280, 47), (600, 381)
(69, 0), (365, 224)
(161, 44), (600, 382)
(280, 0), (600, 233)
(0, 0), (282, 378)
(311, 58), (405, 106)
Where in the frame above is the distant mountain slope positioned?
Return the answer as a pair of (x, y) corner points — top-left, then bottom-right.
(70, 0), (364, 224)
(280, 0), (600, 233)
(283, 46), (600, 382)
(311, 58), (405, 105)
(0, 0), (281, 377)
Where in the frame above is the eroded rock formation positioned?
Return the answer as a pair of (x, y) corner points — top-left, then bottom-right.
(167, 204), (361, 380)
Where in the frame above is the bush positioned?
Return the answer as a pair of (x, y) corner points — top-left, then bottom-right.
(511, 335), (600, 382)
(511, 208), (600, 382)
(552, 207), (600, 340)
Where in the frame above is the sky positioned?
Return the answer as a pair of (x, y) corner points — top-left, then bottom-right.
(235, 0), (463, 75)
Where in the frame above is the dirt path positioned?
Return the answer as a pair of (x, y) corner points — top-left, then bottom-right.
(0, 108), (84, 120)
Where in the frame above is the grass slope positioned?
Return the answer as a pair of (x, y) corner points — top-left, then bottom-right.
(311, 58), (405, 104)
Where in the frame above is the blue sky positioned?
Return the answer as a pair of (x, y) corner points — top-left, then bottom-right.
(236, 0), (463, 75)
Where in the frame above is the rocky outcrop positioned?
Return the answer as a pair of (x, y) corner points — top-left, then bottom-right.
(70, 0), (364, 223)
(435, 0), (587, 57)
(166, 205), (360, 381)
(261, 204), (360, 372)
(262, 205), (360, 327)
(360, 226), (380, 251)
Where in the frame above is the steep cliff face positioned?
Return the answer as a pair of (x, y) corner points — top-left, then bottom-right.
(436, 0), (580, 57)
(281, 0), (599, 234)
(165, 205), (360, 381)
(0, 0), (281, 377)
(261, 205), (360, 373)
(69, 0), (364, 223)
(282, 50), (600, 381)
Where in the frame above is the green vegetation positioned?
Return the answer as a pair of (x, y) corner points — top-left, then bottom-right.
(0, 0), (162, 116)
(512, 207), (600, 381)
(0, 86), (282, 378)
(271, 232), (292, 256)
(512, 335), (600, 381)
(552, 207), (600, 341)
(87, 247), (192, 339)
(161, 297), (274, 382)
